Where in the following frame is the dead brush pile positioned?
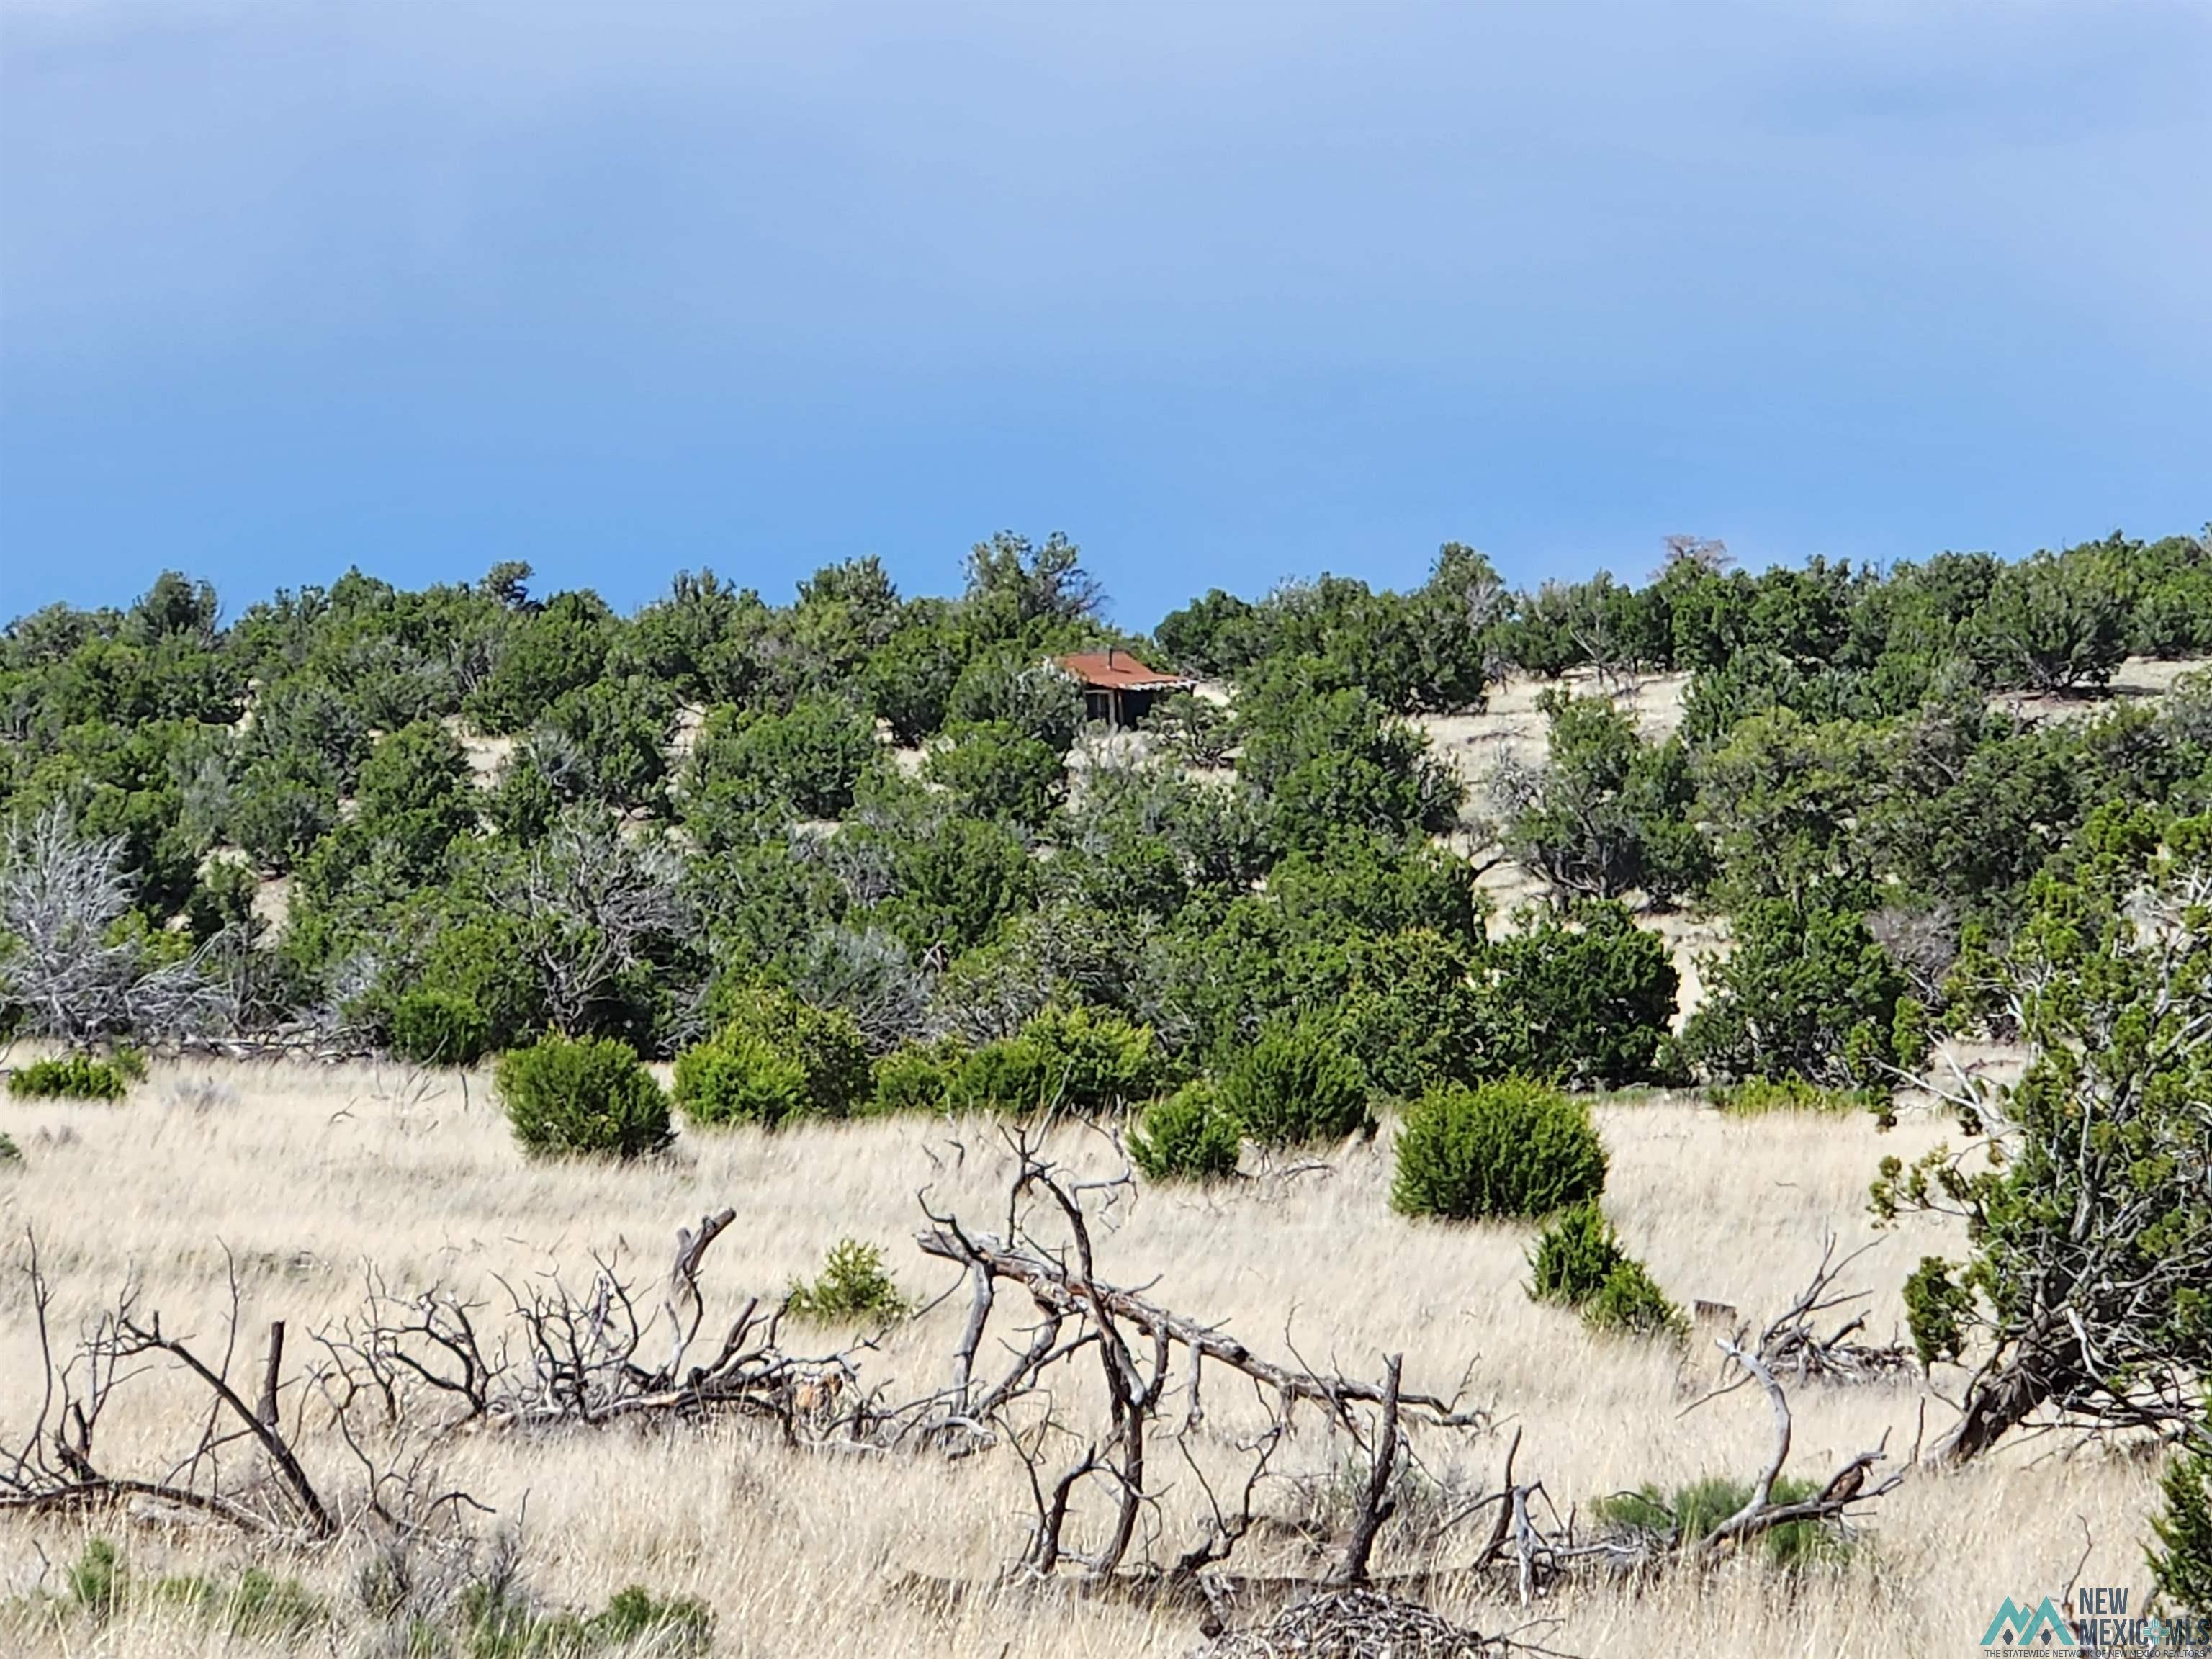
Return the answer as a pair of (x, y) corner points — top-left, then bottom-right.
(1190, 1589), (1524, 1658)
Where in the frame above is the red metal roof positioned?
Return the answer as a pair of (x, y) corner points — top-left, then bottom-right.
(1058, 649), (1195, 692)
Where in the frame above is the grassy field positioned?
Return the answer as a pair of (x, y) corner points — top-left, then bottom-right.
(0, 1060), (2164, 1657)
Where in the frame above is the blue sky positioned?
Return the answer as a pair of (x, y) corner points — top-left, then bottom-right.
(2, 3), (2206, 630)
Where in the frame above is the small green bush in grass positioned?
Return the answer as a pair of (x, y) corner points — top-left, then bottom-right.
(947, 1034), (1056, 1115)
(58, 1541), (328, 1641)
(1015, 1004), (1164, 1115)
(1391, 1077), (1606, 1221)
(454, 1576), (714, 1659)
(9, 1053), (128, 1101)
(1527, 1200), (1682, 1339)
(583, 1586), (716, 1655)
(1593, 1475), (1848, 1568)
(1715, 1076), (1876, 1117)
(943, 1007), (1164, 1118)
(688, 983), (871, 1120)
(1582, 1259), (1687, 1339)
(1128, 1082), (1242, 1184)
(866, 1040), (967, 1116)
(1527, 1201), (1627, 1307)
(496, 1034), (672, 1159)
(154, 1566), (325, 1640)
(67, 1538), (126, 1622)
(787, 1238), (911, 1323)
(0, 1132), (20, 1168)
(389, 987), (493, 1067)
(1217, 1020), (1370, 1147)
(673, 1028), (811, 1130)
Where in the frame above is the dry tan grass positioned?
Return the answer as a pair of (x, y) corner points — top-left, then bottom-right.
(0, 1061), (2162, 1656)
(1416, 669), (1694, 792)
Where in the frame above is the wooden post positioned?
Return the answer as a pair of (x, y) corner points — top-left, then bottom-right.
(257, 1321), (286, 1428)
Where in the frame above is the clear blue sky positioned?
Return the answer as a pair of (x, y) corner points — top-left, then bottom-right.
(3, 3), (2206, 630)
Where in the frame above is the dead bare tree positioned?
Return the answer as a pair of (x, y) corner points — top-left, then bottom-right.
(1655, 534), (1732, 578)
(900, 1129), (1493, 1605)
(491, 810), (693, 1035)
(323, 1210), (866, 1442)
(0, 803), (234, 1047)
(0, 1235), (331, 1536)
(1753, 1238), (1915, 1385)
(1564, 579), (1640, 700)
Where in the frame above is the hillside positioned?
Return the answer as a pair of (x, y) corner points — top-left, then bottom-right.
(4, 529), (2212, 1656)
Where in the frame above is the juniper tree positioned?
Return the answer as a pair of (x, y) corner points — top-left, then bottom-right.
(1876, 806), (2212, 1462)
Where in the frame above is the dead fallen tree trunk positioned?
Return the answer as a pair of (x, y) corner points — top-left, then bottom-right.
(915, 1223), (1484, 1432)
(902, 1131), (1505, 1603)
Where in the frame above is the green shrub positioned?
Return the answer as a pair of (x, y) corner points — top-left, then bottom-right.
(353, 719), (480, 871)
(1902, 1255), (1972, 1367)
(449, 1580), (713, 1658)
(924, 720), (1066, 826)
(415, 918), (546, 1052)
(688, 698), (878, 819)
(943, 1035), (1049, 1115)
(1390, 1077), (1606, 1221)
(866, 1041), (966, 1116)
(584, 1586), (715, 1656)
(2149, 1424), (2212, 1619)
(496, 1035), (673, 1159)
(389, 987), (493, 1066)
(9, 1053), (128, 1101)
(1683, 902), (1920, 1090)
(787, 1238), (911, 1323)
(1714, 1076), (1874, 1116)
(689, 983), (871, 1120)
(68, 1537), (127, 1622)
(1593, 1475), (1845, 1568)
(945, 1007), (1164, 1118)
(457, 1580), (584, 1659)
(1217, 1020), (1371, 1146)
(1526, 1201), (1680, 1339)
(1128, 1083), (1242, 1184)
(1485, 902), (1681, 1088)
(1527, 1202), (1627, 1307)
(155, 1565), (325, 1640)
(1583, 1259), (1687, 1339)
(1015, 1004), (1163, 1115)
(674, 1028), (811, 1130)
(0, 1131), (20, 1167)
(451, 1567), (711, 1654)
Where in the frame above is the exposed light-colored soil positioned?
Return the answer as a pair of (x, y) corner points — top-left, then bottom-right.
(441, 714), (515, 791)
(1990, 655), (2211, 725)
(1416, 670), (1694, 791)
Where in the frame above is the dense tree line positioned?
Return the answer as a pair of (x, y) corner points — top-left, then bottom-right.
(1, 526), (2208, 1125)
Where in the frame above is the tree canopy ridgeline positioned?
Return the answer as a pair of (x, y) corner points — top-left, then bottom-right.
(1, 527), (2207, 1096)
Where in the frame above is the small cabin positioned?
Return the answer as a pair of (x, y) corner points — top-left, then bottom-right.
(1058, 649), (1196, 728)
